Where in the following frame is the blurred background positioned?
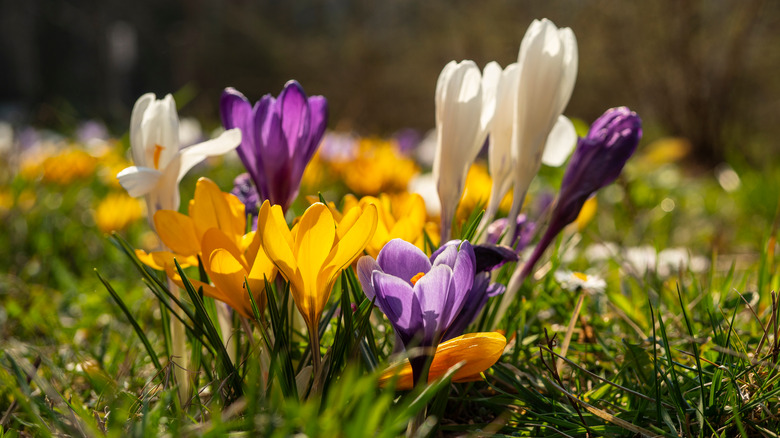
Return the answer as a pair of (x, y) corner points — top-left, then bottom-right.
(0, 0), (777, 165)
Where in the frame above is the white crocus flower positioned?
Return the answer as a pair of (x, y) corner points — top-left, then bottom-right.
(478, 62), (518, 238)
(433, 60), (492, 242)
(502, 19), (578, 246)
(117, 93), (241, 220)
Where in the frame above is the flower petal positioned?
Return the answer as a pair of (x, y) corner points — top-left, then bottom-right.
(177, 128), (242, 181)
(153, 210), (200, 256)
(189, 177), (245, 245)
(376, 238), (431, 285)
(541, 115), (577, 167)
(372, 270), (417, 336)
(117, 166), (162, 197)
(379, 332), (506, 390)
(356, 255), (380, 300)
(207, 248), (252, 317)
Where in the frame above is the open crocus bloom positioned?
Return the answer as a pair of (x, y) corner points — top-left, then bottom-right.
(257, 200), (378, 332)
(221, 81), (328, 212)
(379, 332), (506, 390)
(357, 239), (476, 355)
(117, 93), (241, 218)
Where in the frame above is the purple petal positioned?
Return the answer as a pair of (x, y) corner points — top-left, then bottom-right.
(302, 95), (328, 165)
(376, 239), (432, 284)
(443, 273), (491, 341)
(279, 81), (310, 160)
(221, 88), (259, 181)
(473, 243), (518, 272)
(414, 265), (452, 344)
(356, 256), (380, 300)
(372, 270), (418, 340)
(442, 242), (475, 327)
(431, 244), (458, 269)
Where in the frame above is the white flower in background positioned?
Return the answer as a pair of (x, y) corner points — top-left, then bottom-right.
(117, 93), (241, 220)
(0, 121), (12, 155)
(584, 242), (620, 263)
(623, 245), (657, 276)
(554, 270), (606, 293)
(502, 18), (578, 245)
(178, 117), (204, 147)
(658, 247), (710, 276)
(433, 60), (492, 242)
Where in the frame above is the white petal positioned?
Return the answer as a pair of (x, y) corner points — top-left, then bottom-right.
(542, 115), (577, 167)
(408, 173), (441, 217)
(130, 93), (155, 165)
(177, 128), (242, 181)
(480, 61), (502, 130)
(117, 166), (162, 197)
(555, 28), (578, 114)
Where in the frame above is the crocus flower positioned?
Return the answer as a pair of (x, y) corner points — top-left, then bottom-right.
(221, 81), (328, 212)
(117, 93), (241, 219)
(379, 332), (506, 390)
(135, 177), (277, 318)
(502, 19), (578, 246)
(433, 61), (493, 243)
(339, 193), (428, 258)
(500, 107), (641, 316)
(357, 238), (476, 382)
(257, 199), (377, 371)
(231, 172), (261, 230)
(430, 240), (518, 341)
(135, 177), (247, 270)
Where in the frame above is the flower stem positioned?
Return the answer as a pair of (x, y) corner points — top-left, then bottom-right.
(309, 323), (322, 394)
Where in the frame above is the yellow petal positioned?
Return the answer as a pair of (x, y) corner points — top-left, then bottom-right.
(152, 211), (200, 256)
(190, 177), (245, 245)
(201, 228), (248, 271)
(379, 332), (506, 390)
(135, 249), (197, 270)
(258, 200), (304, 305)
(574, 197), (597, 232)
(295, 203), (336, 324)
(207, 248), (253, 317)
(320, 204), (377, 289)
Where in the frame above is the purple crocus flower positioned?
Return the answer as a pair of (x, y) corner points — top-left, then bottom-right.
(520, 107), (642, 280)
(431, 240), (518, 341)
(220, 81), (328, 212)
(357, 238), (476, 383)
(231, 172), (260, 230)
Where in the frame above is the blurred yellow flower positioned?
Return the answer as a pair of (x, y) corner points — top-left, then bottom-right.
(337, 138), (418, 195)
(94, 192), (144, 233)
(637, 137), (691, 168)
(0, 189), (12, 214)
(42, 147), (98, 185)
(341, 193), (427, 257)
(573, 196), (597, 232)
(456, 163), (513, 225)
(379, 332), (506, 390)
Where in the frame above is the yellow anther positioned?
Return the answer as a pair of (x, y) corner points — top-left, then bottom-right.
(410, 272), (425, 286)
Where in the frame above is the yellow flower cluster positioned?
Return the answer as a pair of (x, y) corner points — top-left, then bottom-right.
(334, 138), (419, 196)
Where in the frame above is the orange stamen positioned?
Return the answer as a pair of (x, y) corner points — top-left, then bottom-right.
(410, 272), (425, 286)
(153, 144), (164, 169)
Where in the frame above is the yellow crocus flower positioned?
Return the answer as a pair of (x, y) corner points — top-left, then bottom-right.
(135, 177), (246, 270)
(258, 200), (377, 331)
(94, 192), (144, 233)
(379, 332), (506, 390)
(137, 177), (276, 318)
